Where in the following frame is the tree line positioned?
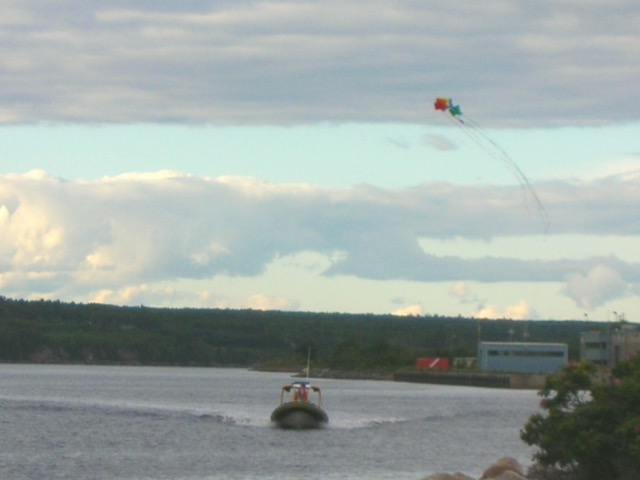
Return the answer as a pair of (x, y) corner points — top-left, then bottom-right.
(0, 296), (613, 370)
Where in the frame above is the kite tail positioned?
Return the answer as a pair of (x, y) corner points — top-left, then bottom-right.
(450, 114), (550, 233)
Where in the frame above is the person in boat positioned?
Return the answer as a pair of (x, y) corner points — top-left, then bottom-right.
(293, 383), (308, 402)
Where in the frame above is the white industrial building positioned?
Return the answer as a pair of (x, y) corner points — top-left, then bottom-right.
(477, 341), (568, 374)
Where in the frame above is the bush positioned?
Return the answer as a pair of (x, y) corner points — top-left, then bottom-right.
(521, 357), (640, 480)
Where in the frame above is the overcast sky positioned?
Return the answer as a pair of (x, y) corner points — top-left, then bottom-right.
(1, 1), (639, 322)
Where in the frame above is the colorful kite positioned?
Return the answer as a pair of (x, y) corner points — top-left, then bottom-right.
(434, 97), (462, 116)
(434, 97), (549, 232)
(434, 97), (451, 111)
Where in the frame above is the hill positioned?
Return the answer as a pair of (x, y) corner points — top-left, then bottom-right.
(0, 296), (617, 370)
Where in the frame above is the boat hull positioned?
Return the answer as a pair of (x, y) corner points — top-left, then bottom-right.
(270, 402), (329, 429)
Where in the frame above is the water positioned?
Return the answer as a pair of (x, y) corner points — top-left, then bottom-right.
(0, 365), (541, 479)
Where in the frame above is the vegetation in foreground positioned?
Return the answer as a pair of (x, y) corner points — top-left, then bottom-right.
(522, 357), (640, 480)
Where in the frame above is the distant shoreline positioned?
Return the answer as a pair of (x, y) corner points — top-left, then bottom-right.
(255, 366), (548, 389)
(252, 366), (394, 381)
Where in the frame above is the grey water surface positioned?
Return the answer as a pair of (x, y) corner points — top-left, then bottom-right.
(0, 364), (540, 479)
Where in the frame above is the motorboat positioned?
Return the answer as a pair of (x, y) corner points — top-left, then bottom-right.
(270, 380), (328, 429)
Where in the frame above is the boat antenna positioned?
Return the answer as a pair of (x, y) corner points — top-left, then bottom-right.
(306, 344), (311, 382)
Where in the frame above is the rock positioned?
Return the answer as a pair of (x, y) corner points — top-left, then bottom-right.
(490, 472), (528, 480)
(422, 457), (526, 480)
(480, 457), (525, 479)
(422, 474), (473, 480)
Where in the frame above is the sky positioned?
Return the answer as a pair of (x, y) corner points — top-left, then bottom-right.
(1, 1), (640, 322)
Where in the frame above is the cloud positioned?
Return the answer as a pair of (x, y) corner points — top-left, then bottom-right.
(1, 1), (639, 126)
(1, 170), (640, 307)
(90, 283), (217, 309)
(245, 293), (295, 311)
(563, 264), (630, 310)
(392, 304), (423, 316)
(453, 282), (538, 320)
(473, 300), (537, 320)
(449, 281), (485, 306)
(89, 284), (297, 311)
(582, 156), (640, 182)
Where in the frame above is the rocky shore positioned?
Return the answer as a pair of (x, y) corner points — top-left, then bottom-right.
(423, 457), (559, 480)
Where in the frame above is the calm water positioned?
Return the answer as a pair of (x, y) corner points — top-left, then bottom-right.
(0, 365), (541, 479)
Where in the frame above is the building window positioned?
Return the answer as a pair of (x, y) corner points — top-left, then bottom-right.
(486, 349), (564, 358)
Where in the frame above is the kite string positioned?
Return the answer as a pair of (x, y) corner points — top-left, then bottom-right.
(453, 115), (528, 187)
(448, 114), (549, 233)
(447, 115), (527, 190)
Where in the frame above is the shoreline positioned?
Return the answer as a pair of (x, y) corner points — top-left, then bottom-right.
(256, 366), (547, 389)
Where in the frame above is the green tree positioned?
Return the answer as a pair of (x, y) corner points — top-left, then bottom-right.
(521, 358), (640, 480)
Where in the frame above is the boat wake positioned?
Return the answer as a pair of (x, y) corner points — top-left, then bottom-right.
(1, 395), (436, 431)
(0, 396), (265, 426)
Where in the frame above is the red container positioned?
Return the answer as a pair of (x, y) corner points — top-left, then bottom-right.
(416, 357), (450, 370)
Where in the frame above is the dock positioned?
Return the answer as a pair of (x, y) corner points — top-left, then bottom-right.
(393, 370), (547, 389)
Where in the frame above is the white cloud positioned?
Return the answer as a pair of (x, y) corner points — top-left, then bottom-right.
(449, 282), (475, 302)
(1, 1), (639, 126)
(1, 170), (640, 311)
(392, 304), (423, 316)
(188, 242), (231, 267)
(563, 264), (630, 310)
(90, 284), (185, 307)
(2, 2), (639, 320)
(473, 300), (537, 320)
(245, 293), (293, 311)
(582, 156), (640, 182)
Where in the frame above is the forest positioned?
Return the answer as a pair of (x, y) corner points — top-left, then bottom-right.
(0, 296), (616, 371)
